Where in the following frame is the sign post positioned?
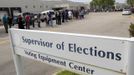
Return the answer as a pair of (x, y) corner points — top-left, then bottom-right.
(9, 28), (134, 75)
(127, 38), (134, 75)
(9, 30), (24, 75)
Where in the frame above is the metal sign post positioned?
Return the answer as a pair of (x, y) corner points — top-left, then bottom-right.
(9, 30), (24, 75)
(127, 38), (134, 75)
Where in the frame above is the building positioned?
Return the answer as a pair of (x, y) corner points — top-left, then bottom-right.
(0, 0), (44, 19)
(66, 0), (89, 9)
(43, 0), (89, 11)
(114, 3), (129, 10)
(43, 0), (68, 10)
(0, 0), (89, 19)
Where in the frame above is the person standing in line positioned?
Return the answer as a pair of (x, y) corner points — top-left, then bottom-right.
(68, 10), (73, 20)
(2, 14), (8, 33)
(56, 11), (60, 25)
(8, 16), (13, 28)
(65, 10), (68, 22)
(18, 15), (24, 29)
(62, 10), (65, 23)
(37, 14), (41, 28)
(48, 12), (53, 27)
(57, 11), (61, 25)
(45, 13), (49, 26)
(79, 10), (84, 19)
(55, 11), (59, 25)
(81, 9), (85, 19)
(25, 15), (30, 29)
(75, 10), (79, 19)
(31, 15), (35, 28)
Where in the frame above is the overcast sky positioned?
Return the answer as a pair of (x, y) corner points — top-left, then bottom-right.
(69, 0), (126, 3)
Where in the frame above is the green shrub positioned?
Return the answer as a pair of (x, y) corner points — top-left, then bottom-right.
(129, 23), (134, 37)
(57, 70), (80, 75)
(130, 23), (134, 30)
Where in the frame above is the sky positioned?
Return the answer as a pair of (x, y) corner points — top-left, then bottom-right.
(69, 0), (126, 3)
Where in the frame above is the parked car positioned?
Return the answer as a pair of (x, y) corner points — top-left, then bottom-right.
(122, 9), (132, 15)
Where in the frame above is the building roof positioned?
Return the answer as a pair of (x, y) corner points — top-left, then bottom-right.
(43, 0), (88, 7)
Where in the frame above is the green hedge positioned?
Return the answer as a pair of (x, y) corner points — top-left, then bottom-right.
(130, 23), (134, 30)
(57, 70), (80, 75)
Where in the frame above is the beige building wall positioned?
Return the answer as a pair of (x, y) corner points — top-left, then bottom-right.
(20, 0), (44, 14)
(42, 0), (89, 10)
(0, 0), (44, 14)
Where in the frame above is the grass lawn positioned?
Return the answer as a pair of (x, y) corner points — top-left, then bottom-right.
(57, 70), (80, 75)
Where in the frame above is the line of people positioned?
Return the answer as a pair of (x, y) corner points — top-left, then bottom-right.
(2, 8), (88, 33)
(43, 8), (87, 27)
(2, 14), (41, 33)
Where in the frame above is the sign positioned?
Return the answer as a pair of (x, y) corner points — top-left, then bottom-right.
(14, 47), (125, 75)
(9, 29), (133, 75)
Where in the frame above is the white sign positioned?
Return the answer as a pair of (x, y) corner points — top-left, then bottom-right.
(9, 29), (131, 75)
(14, 47), (125, 75)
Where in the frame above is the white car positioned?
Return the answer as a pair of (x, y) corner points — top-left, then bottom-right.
(122, 9), (132, 15)
(40, 10), (55, 22)
(41, 10), (54, 14)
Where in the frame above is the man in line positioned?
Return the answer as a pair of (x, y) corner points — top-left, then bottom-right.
(25, 15), (30, 29)
(2, 14), (8, 33)
(37, 14), (41, 28)
(8, 16), (13, 28)
(18, 15), (25, 29)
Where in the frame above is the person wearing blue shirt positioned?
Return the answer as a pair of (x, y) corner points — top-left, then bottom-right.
(2, 14), (8, 33)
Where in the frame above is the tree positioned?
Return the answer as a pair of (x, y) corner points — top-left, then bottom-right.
(90, 0), (115, 10)
(127, 0), (134, 7)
